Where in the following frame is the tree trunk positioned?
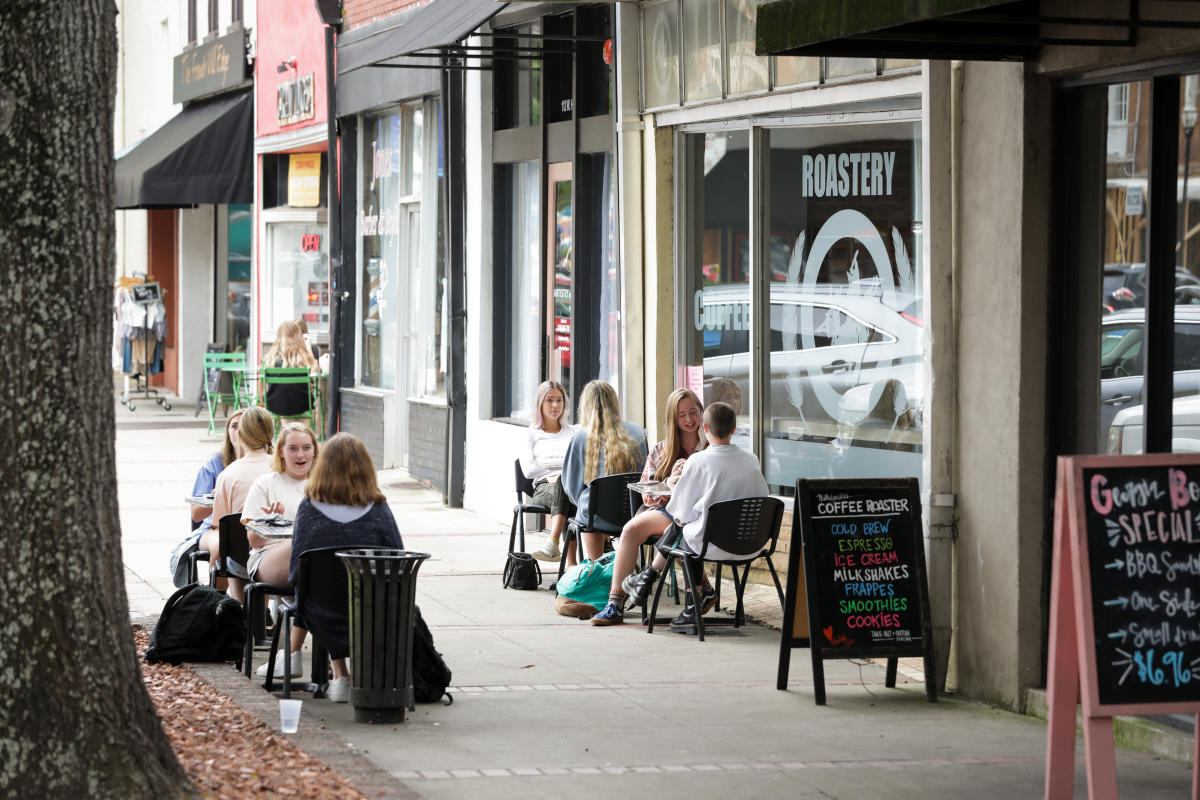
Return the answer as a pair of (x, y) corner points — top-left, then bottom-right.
(0, 2), (194, 796)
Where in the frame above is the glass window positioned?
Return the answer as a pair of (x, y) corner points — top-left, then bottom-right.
(497, 162), (543, 421)
(725, 0), (768, 96)
(882, 58), (921, 72)
(403, 105), (423, 197)
(683, 0), (723, 103)
(643, 1), (680, 108)
(264, 222), (330, 342)
(680, 130), (751, 443)
(358, 110), (402, 390)
(494, 24), (542, 130)
(548, 169), (573, 389)
(226, 204), (251, 351)
(825, 58), (877, 81)
(775, 56), (819, 88)
(765, 123), (922, 494)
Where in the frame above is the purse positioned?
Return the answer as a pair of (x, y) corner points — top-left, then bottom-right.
(554, 552), (615, 610)
(502, 552), (542, 590)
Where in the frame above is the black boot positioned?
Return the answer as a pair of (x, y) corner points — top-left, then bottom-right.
(620, 566), (658, 608)
(669, 583), (717, 632)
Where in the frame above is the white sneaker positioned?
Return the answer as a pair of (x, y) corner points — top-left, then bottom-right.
(256, 649), (303, 678)
(327, 676), (350, 703)
(532, 538), (560, 561)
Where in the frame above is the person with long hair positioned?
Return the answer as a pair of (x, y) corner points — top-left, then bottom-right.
(202, 406), (275, 602)
(263, 320), (319, 417)
(560, 380), (647, 568)
(290, 433), (403, 702)
(169, 408), (245, 587)
(592, 403), (767, 627)
(520, 380), (577, 561)
(241, 423), (320, 678)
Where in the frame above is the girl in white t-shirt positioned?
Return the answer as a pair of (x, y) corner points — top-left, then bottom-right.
(519, 380), (577, 563)
(244, 422), (320, 679)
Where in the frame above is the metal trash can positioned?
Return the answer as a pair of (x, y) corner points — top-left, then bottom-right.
(337, 548), (430, 723)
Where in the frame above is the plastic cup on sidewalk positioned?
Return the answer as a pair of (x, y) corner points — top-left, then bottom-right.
(279, 698), (302, 733)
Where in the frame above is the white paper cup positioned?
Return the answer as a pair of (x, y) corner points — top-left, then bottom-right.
(279, 698), (302, 733)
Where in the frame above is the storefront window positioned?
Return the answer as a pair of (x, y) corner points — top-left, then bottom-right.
(826, 58), (877, 81)
(683, 0), (722, 103)
(594, 153), (621, 390)
(403, 105), (422, 197)
(499, 161), (542, 421)
(358, 110), (403, 390)
(226, 204), (251, 352)
(725, 0), (768, 96)
(264, 221), (329, 342)
(643, 0), (680, 109)
(774, 56), (819, 88)
(494, 24), (542, 130)
(679, 121), (924, 496)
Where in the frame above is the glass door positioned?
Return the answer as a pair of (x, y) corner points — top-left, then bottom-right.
(546, 162), (574, 390)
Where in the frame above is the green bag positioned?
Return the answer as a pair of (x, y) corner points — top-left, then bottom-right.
(555, 552), (615, 610)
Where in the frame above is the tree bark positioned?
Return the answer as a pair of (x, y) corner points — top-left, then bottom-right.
(0, 2), (194, 796)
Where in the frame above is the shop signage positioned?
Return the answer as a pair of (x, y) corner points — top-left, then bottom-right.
(1125, 185), (1144, 216)
(1044, 454), (1200, 796)
(301, 233), (321, 252)
(172, 26), (249, 105)
(288, 153), (321, 208)
(277, 73), (315, 127)
(778, 477), (937, 705)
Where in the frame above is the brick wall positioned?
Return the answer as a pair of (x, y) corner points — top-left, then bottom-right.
(408, 401), (449, 493)
(341, 0), (431, 31)
(339, 390), (387, 468)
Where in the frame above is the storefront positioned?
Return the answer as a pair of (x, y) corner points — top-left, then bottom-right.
(253, 1), (331, 364)
(335, 0), (502, 493)
(114, 20), (255, 402)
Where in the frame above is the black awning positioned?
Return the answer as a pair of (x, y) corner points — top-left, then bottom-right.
(755, 0), (1200, 62)
(338, 0), (508, 76)
(114, 89), (253, 209)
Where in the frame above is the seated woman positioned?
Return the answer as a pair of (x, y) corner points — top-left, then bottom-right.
(290, 433), (403, 703)
(560, 380), (647, 570)
(170, 408), (243, 587)
(202, 406), (275, 603)
(616, 388), (707, 607)
(241, 422), (319, 678)
(263, 320), (319, 418)
(520, 380), (577, 562)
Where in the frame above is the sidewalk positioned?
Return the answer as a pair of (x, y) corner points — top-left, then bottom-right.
(117, 402), (1195, 799)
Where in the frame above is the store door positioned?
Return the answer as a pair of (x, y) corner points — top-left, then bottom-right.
(546, 162), (573, 390)
(396, 203), (421, 466)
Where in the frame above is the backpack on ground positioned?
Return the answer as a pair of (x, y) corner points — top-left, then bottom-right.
(411, 605), (453, 706)
(145, 583), (246, 667)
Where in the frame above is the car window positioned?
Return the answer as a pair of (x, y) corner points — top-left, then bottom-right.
(1099, 324), (1143, 379)
(768, 302), (887, 351)
(1175, 324), (1200, 371)
(1102, 273), (1125, 297)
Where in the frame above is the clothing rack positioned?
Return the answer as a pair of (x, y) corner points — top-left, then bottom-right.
(117, 279), (172, 412)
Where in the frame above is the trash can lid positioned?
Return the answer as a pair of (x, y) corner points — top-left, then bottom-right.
(336, 548), (431, 575)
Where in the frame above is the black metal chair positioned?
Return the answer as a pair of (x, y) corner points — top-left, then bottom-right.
(558, 472), (641, 580)
(508, 459), (550, 554)
(647, 496), (785, 641)
(626, 486), (680, 624)
(242, 575), (293, 680)
(209, 514), (250, 587)
(263, 546), (340, 698)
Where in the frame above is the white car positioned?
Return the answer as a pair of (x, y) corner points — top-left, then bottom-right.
(1105, 394), (1200, 454)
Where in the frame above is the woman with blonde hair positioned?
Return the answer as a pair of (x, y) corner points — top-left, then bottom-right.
(289, 433), (403, 702)
(263, 319), (319, 417)
(202, 406), (276, 602)
(560, 380), (647, 567)
(238, 423), (320, 677)
(519, 380), (576, 562)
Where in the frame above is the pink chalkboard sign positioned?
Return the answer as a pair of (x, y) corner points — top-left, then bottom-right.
(1044, 454), (1200, 799)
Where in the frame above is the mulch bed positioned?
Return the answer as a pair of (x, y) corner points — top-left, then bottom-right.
(134, 626), (367, 799)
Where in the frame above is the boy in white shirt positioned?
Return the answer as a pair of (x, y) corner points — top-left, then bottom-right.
(591, 402), (768, 626)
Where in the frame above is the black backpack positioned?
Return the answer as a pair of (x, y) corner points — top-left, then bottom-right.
(145, 583), (246, 667)
(411, 606), (452, 706)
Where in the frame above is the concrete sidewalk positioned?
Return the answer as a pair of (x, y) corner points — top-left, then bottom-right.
(116, 401), (1195, 799)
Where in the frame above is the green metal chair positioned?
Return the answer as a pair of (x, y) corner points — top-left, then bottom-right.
(260, 366), (316, 434)
(203, 352), (250, 435)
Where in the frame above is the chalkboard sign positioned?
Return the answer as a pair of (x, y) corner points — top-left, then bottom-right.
(1044, 454), (1200, 797)
(131, 282), (160, 304)
(778, 477), (936, 704)
(1080, 462), (1200, 707)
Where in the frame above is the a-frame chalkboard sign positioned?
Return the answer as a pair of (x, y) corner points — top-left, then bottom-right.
(1044, 454), (1200, 800)
(778, 477), (936, 705)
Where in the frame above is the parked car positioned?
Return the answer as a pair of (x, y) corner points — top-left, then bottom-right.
(1106, 394), (1200, 454)
(1102, 262), (1200, 313)
(1099, 306), (1200, 434)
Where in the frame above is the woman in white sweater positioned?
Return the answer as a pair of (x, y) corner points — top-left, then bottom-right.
(519, 380), (576, 562)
